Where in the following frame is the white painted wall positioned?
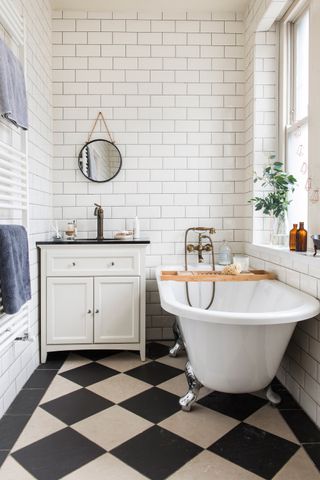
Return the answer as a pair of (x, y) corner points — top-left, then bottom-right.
(0, 0), (53, 417)
(308, 0), (320, 236)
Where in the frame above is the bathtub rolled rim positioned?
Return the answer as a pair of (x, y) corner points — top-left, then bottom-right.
(156, 265), (320, 326)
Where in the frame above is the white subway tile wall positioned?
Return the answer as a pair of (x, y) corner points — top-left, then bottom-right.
(52, 10), (247, 340)
(0, 0), (52, 416)
(246, 245), (320, 428)
(243, 0), (278, 246)
(243, 1), (320, 427)
(252, 26), (278, 245)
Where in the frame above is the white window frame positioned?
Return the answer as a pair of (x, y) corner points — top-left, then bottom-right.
(279, 0), (310, 226)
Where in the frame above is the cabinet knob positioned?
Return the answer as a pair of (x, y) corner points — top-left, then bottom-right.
(95, 309), (99, 314)
(72, 262), (76, 266)
(87, 309), (92, 314)
(110, 261), (115, 266)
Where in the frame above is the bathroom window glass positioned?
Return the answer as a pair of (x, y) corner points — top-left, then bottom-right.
(292, 9), (309, 121)
(284, 5), (309, 228)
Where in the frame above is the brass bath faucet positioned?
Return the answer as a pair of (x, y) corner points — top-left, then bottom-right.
(187, 233), (213, 263)
(94, 203), (104, 240)
(185, 227), (215, 264)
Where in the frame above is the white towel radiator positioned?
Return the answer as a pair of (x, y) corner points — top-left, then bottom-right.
(0, 2), (31, 354)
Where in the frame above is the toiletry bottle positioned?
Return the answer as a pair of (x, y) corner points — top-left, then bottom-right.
(296, 222), (307, 252)
(289, 224), (298, 251)
(133, 216), (140, 239)
(218, 240), (233, 265)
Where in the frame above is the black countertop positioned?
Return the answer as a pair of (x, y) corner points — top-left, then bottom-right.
(36, 238), (150, 246)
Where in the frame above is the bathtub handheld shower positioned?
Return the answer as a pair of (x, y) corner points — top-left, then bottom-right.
(184, 227), (216, 310)
(169, 227), (217, 358)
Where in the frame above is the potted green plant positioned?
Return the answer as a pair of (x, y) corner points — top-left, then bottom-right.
(250, 156), (297, 245)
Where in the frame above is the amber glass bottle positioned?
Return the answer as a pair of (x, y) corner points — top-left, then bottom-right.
(296, 222), (308, 252)
(289, 224), (298, 251)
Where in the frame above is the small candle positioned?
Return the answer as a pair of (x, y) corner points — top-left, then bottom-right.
(233, 254), (250, 272)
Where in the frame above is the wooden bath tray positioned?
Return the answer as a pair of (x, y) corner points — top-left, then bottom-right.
(160, 269), (276, 282)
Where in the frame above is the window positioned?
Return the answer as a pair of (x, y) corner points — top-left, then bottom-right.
(281, 2), (309, 228)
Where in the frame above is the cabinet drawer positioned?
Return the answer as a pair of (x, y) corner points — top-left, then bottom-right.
(46, 248), (140, 276)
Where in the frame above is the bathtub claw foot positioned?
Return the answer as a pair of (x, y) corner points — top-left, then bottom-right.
(266, 385), (281, 407)
(169, 320), (185, 357)
(169, 339), (184, 358)
(180, 361), (202, 412)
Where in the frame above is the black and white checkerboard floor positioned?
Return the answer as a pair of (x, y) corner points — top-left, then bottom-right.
(0, 343), (319, 479)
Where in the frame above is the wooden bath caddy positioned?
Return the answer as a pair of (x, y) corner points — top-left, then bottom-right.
(160, 269), (277, 282)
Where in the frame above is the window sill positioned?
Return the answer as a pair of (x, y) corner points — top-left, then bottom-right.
(251, 243), (314, 257)
(245, 243), (320, 279)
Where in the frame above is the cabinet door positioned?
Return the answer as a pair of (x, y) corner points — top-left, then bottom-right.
(47, 277), (93, 344)
(94, 277), (139, 343)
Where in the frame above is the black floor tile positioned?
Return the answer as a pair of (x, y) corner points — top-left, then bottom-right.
(59, 362), (118, 387)
(0, 414), (30, 450)
(37, 351), (69, 370)
(146, 342), (170, 359)
(209, 423), (299, 480)
(126, 361), (181, 386)
(120, 387), (181, 423)
(111, 425), (202, 480)
(303, 443), (320, 471)
(281, 410), (320, 443)
(41, 388), (113, 425)
(24, 370), (57, 389)
(12, 427), (105, 480)
(0, 450), (9, 467)
(7, 389), (44, 415)
(76, 350), (118, 361)
(198, 391), (267, 421)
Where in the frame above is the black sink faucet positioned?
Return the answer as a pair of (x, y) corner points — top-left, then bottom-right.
(94, 203), (104, 240)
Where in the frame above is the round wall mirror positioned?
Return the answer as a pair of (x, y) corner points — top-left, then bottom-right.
(78, 139), (122, 183)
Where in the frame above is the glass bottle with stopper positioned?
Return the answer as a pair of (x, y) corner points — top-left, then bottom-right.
(218, 240), (233, 265)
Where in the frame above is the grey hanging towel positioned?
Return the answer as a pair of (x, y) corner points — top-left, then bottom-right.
(0, 225), (31, 315)
(0, 38), (28, 130)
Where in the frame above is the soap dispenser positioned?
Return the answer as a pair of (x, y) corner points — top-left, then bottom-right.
(133, 216), (140, 239)
(218, 240), (233, 265)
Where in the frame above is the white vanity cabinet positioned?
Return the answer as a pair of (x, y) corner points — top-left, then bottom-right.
(37, 241), (149, 362)
(47, 277), (94, 345)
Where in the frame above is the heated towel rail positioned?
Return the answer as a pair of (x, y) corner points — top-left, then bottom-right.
(0, 2), (30, 354)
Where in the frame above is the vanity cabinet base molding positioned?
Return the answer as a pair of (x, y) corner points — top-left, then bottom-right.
(37, 244), (148, 362)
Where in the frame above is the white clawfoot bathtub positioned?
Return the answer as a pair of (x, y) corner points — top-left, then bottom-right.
(156, 265), (320, 405)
